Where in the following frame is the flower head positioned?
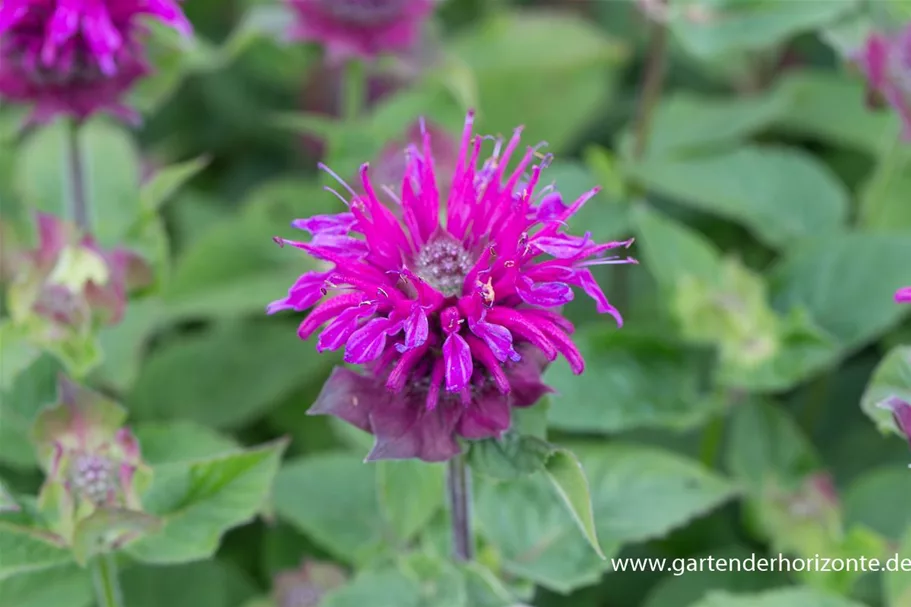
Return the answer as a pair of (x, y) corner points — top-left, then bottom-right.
(268, 112), (636, 462)
(896, 286), (911, 303)
(855, 22), (911, 140)
(31, 376), (156, 551)
(273, 560), (347, 607)
(3, 213), (152, 374)
(0, 0), (192, 124)
(286, 0), (434, 61)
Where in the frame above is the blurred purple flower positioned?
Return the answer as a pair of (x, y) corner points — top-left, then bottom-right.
(855, 23), (911, 140)
(286, 0), (434, 61)
(273, 560), (346, 607)
(880, 396), (911, 450)
(268, 111), (636, 462)
(0, 0), (192, 124)
(896, 286), (911, 303)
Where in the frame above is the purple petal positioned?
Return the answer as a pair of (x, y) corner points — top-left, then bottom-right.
(307, 367), (375, 432)
(880, 396), (911, 448)
(575, 269), (623, 326)
(532, 233), (591, 258)
(442, 333), (472, 392)
(397, 304), (429, 352)
(457, 390), (511, 439)
(317, 303), (376, 352)
(267, 271), (328, 315)
(896, 286), (911, 303)
(535, 193), (569, 221)
(292, 213), (357, 235)
(516, 276), (574, 308)
(366, 398), (462, 463)
(344, 317), (394, 364)
(469, 314), (520, 363)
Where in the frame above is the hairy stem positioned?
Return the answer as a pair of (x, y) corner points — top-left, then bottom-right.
(447, 454), (474, 562)
(90, 553), (123, 607)
(632, 2), (670, 161)
(67, 120), (90, 231)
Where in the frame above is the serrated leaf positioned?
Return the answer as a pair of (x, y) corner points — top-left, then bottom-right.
(141, 156), (210, 213)
(71, 508), (161, 565)
(476, 444), (735, 593)
(127, 439), (287, 564)
(469, 433), (553, 481)
(544, 448), (605, 560)
(377, 460), (445, 543)
(273, 453), (385, 564)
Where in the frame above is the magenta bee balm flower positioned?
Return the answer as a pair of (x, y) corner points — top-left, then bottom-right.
(0, 0), (192, 123)
(268, 112), (636, 462)
(897, 286), (911, 303)
(855, 22), (911, 140)
(286, 0), (434, 61)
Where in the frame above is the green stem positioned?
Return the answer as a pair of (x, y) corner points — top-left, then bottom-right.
(447, 454), (473, 562)
(632, 1), (670, 161)
(699, 414), (725, 468)
(342, 59), (366, 123)
(66, 119), (90, 231)
(90, 554), (123, 607)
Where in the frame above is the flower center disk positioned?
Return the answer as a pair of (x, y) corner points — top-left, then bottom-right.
(70, 452), (116, 504)
(413, 236), (473, 297)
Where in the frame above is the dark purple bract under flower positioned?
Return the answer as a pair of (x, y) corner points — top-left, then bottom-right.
(286, 0), (433, 61)
(0, 0), (191, 123)
(268, 112), (636, 462)
(879, 396), (911, 453)
(855, 22), (911, 140)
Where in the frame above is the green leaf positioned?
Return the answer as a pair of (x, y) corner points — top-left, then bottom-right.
(121, 559), (259, 607)
(451, 9), (627, 152)
(724, 400), (819, 492)
(843, 466), (911, 541)
(0, 322), (41, 391)
(399, 553), (468, 607)
(543, 448), (605, 560)
(885, 527), (911, 607)
(127, 439), (287, 564)
(771, 235), (911, 349)
(377, 460), (445, 543)
(128, 321), (329, 430)
(0, 353), (61, 469)
(771, 71), (899, 154)
(92, 297), (163, 393)
(546, 328), (721, 434)
(322, 569), (422, 607)
(141, 156), (210, 214)
(624, 92), (787, 158)
(860, 346), (911, 439)
(134, 421), (238, 465)
(273, 453), (385, 564)
(0, 523), (92, 607)
(669, 0), (860, 59)
(70, 508), (161, 565)
(859, 142), (911, 232)
(475, 444), (736, 593)
(626, 146), (849, 249)
(469, 433), (553, 481)
(689, 587), (867, 607)
(643, 545), (788, 607)
(15, 117), (141, 247)
(461, 562), (520, 607)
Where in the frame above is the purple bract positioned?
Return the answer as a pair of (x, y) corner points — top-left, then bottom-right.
(268, 111), (636, 462)
(286, 0), (433, 61)
(855, 22), (911, 140)
(0, 0), (191, 124)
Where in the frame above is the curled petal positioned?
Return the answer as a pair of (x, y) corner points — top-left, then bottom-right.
(468, 313), (520, 362)
(345, 317), (395, 364)
(442, 333), (472, 392)
(316, 302), (377, 351)
(516, 276), (574, 308)
(267, 271), (328, 315)
(574, 269), (623, 326)
(397, 303), (429, 352)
